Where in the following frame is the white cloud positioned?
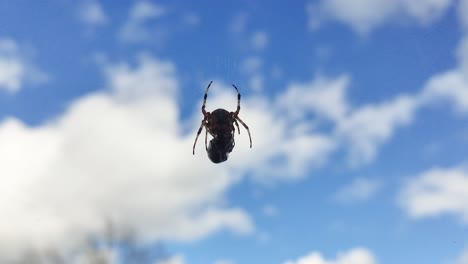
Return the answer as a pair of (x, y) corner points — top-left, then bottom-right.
(337, 94), (420, 166)
(198, 80), (337, 181)
(307, 0), (397, 35)
(400, 0), (453, 25)
(78, 0), (108, 26)
(420, 36), (468, 113)
(276, 74), (422, 166)
(0, 38), (48, 92)
(422, 71), (468, 113)
(277, 75), (349, 122)
(399, 166), (468, 223)
(307, 0), (454, 35)
(0, 54), (348, 260)
(119, 1), (166, 43)
(333, 177), (381, 204)
(0, 55), (254, 261)
(283, 247), (377, 264)
(251, 31), (268, 50)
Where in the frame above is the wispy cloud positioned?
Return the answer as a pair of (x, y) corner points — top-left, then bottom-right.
(240, 56), (264, 91)
(307, 0), (454, 35)
(338, 94), (419, 166)
(78, 0), (108, 27)
(0, 38), (48, 92)
(333, 177), (381, 204)
(229, 13), (248, 34)
(251, 31), (268, 51)
(182, 13), (200, 27)
(119, 1), (167, 43)
(283, 247), (378, 264)
(262, 204), (278, 217)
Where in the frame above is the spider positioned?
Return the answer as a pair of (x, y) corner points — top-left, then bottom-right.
(192, 81), (252, 163)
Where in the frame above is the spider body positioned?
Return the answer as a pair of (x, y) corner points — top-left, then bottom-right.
(193, 81), (252, 163)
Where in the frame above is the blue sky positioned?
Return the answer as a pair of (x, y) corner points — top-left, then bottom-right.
(1, 1), (468, 264)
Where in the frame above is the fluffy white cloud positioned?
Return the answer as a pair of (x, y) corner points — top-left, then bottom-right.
(78, 0), (108, 26)
(0, 53), (348, 260)
(0, 38), (48, 92)
(0, 55), (254, 261)
(307, 0), (454, 35)
(276, 74), (422, 166)
(120, 1), (166, 43)
(333, 177), (381, 204)
(399, 166), (468, 223)
(283, 247), (377, 264)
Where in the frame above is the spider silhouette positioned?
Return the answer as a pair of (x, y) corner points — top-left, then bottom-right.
(192, 81), (252, 163)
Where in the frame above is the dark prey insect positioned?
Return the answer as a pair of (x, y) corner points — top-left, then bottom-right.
(193, 81), (252, 163)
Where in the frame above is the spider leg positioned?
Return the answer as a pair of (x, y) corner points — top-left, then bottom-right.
(234, 118), (240, 135)
(205, 129), (208, 151)
(202, 81), (213, 116)
(193, 120), (205, 155)
(235, 116), (252, 148)
(232, 84), (241, 115)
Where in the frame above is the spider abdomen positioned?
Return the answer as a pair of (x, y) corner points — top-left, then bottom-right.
(208, 109), (234, 137)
